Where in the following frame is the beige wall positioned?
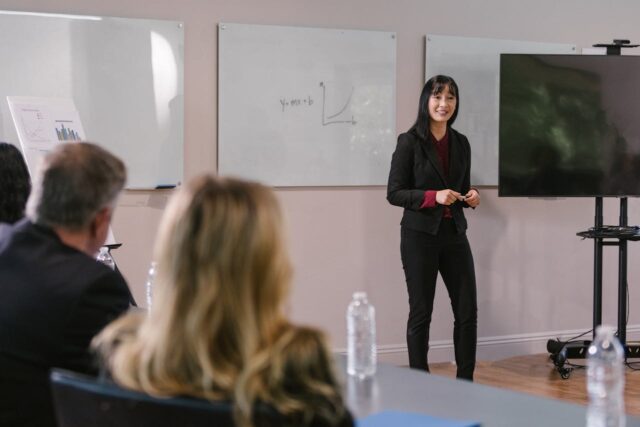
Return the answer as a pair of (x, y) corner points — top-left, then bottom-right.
(2, 0), (640, 363)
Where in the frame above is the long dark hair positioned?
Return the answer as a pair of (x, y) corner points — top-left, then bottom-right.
(0, 142), (31, 224)
(412, 75), (460, 140)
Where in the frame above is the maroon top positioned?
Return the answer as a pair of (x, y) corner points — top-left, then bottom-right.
(420, 130), (453, 218)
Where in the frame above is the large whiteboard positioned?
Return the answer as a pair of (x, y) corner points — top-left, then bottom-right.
(218, 23), (396, 186)
(0, 11), (184, 189)
(426, 35), (576, 186)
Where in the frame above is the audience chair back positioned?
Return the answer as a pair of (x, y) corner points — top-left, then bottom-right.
(50, 369), (236, 427)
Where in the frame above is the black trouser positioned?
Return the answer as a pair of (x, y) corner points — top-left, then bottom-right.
(400, 219), (477, 380)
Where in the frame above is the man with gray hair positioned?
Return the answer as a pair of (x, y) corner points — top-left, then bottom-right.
(0, 142), (134, 427)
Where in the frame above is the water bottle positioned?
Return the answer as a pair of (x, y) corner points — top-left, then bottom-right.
(347, 292), (376, 379)
(586, 325), (626, 427)
(96, 247), (116, 270)
(145, 261), (157, 309)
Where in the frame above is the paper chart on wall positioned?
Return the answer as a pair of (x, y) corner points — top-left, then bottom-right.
(6, 96), (115, 246)
(7, 96), (85, 176)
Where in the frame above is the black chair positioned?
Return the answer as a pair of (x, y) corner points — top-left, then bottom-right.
(50, 369), (236, 427)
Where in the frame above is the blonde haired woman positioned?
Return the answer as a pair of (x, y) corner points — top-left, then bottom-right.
(94, 175), (353, 427)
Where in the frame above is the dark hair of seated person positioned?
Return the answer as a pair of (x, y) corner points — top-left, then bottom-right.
(93, 175), (354, 427)
(0, 142), (31, 224)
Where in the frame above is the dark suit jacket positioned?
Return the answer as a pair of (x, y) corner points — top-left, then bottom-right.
(0, 219), (132, 427)
(387, 126), (472, 235)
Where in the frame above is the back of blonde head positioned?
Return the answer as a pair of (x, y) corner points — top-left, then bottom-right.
(99, 174), (291, 392)
(95, 175), (347, 426)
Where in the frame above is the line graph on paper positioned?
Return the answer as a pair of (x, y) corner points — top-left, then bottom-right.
(19, 108), (52, 143)
(320, 81), (356, 126)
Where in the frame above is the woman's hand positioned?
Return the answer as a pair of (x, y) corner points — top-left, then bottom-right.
(463, 189), (480, 208)
(436, 189), (463, 206)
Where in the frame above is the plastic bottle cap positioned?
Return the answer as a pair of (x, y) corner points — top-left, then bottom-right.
(353, 292), (367, 300)
(595, 325), (615, 335)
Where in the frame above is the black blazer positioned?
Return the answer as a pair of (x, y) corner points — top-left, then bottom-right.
(0, 219), (133, 427)
(387, 126), (472, 235)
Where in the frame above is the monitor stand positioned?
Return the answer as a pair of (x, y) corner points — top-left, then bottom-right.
(547, 39), (640, 380)
(548, 196), (640, 379)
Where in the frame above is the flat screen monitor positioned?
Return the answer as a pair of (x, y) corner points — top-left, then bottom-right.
(499, 54), (640, 197)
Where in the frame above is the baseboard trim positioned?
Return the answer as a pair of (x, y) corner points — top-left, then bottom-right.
(337, 325), (640, 366)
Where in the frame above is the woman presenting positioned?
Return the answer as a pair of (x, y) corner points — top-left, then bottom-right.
(387, 75), (479, 380)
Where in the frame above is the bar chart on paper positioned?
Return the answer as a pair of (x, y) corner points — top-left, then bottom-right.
(55, 121), (82, 141)
(7, 97), (86, 176)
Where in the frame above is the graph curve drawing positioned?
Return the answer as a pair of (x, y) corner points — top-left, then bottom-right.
(320, 81), (356, 126)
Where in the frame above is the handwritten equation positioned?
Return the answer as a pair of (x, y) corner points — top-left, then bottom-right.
(278, 82), (356, 126)
(280, 96), (314, 112)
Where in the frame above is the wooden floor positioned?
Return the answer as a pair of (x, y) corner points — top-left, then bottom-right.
(430, 354), (640, 416)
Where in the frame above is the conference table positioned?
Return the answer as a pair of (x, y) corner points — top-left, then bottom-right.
(340, 359), (640, 427)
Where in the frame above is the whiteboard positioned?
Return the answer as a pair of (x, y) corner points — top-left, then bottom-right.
(0, 11), (184, 189)
(218, 23), (396, 186)
(426, 35), (576, 186)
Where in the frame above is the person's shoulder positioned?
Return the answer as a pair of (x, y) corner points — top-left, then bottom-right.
(397, 127), (423, 150)
(449, 127), (469, 143)
(284, 324), (327, 348)
(399, 126), (422, 140)
(83, 263), (130, 297)
(0, 219), (44, 254)
(70, 264), (132, 321)
(53, 246), (130, 302)
(0, 217), (29, 235)
(0, 222), (12, 244)
(272, 324), (333, 371)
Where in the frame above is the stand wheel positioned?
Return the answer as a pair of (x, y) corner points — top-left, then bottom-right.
(558, 366), (573, 380)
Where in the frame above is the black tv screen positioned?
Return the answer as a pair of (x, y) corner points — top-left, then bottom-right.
(499, 54), (640, 197)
